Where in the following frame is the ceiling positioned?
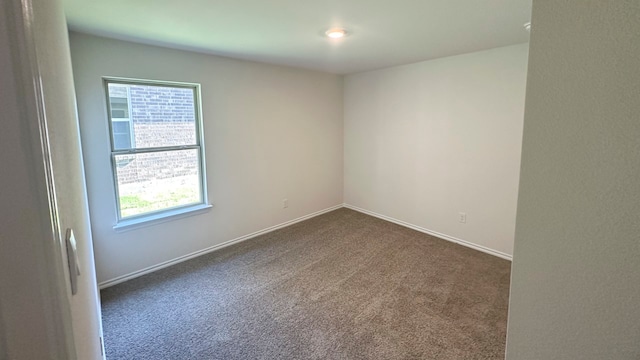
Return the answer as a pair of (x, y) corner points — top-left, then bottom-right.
(62, 0), (532, 74)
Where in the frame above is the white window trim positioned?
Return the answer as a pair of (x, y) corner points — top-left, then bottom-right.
(103, 77), (209, 227)
(113, 203), (212, 232)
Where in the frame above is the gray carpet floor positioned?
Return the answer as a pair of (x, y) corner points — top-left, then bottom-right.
(101, 208), (511, 359)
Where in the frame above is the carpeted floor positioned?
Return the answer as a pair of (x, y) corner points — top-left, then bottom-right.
(101, 208), (511, 359)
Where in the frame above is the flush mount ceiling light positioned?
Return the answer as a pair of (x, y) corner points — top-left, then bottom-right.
(325, 28), (348, 39)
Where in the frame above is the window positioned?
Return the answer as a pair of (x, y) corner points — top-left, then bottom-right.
(105, 78), (207, 222)
(108, 86), (134, 149)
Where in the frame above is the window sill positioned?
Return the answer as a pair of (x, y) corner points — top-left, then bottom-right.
(113, 204), (213, 232)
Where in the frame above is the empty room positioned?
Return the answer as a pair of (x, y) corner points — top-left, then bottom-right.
(1, 1), (638, 360)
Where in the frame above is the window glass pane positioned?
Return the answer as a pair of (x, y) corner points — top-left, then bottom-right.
(108, 83), (128, 98)
(115, 149), (201, 218)
(112, 121), (130, 133)
(110, 97), (129, 119)
(113, 133), (131, 150)
(107, 82), (197, 150)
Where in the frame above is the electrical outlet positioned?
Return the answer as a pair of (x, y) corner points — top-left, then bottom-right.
(283, 199), (288, 209)
(459, 212), (467, 224)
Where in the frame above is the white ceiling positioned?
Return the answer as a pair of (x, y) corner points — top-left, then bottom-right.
(62, 0), (532, 74)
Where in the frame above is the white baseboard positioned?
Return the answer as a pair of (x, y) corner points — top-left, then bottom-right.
(343, 204), (512, 261)
(99, 204), (344, 289)
(100, 202), (511, 288)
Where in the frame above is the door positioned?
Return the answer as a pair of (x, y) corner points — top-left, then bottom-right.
(0, 0), (104, 359)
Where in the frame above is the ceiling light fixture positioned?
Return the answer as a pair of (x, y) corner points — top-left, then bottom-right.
(325, 28), (348, 39)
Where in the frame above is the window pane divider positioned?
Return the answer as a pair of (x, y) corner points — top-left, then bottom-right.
(112, 144), (200, 156)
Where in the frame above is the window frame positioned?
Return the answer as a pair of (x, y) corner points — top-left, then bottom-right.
(103, 77), (209, 225)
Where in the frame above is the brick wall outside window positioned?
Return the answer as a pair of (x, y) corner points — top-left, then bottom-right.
(116, 86), (200, 184)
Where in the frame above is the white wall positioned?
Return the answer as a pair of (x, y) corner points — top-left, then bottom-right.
(34, 2), (104, 359)
(0, 3), (74, 357)
(1, 0), (102, 359)
(344, 44), (528, 257)
(70, 33), (344, 284)
(506, 1), (640, 359)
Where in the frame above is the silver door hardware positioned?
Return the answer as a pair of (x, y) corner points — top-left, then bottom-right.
(65, 228), (81, 295)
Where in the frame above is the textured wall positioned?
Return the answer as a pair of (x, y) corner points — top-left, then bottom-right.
(506, 1), (640, 359)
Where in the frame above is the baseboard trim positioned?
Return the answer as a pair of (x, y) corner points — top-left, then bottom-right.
(99, 204), (345, 289)
(100, 202), (511, 288)
(343, 204), (512, 261)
